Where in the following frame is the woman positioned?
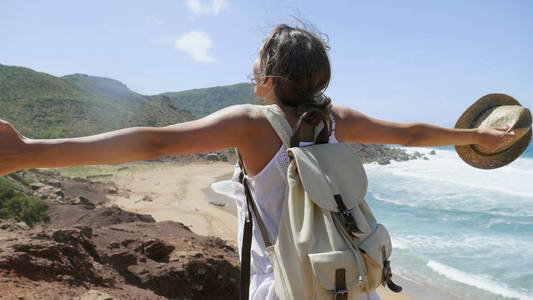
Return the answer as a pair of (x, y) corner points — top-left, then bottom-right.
(0, 24), (515, 299)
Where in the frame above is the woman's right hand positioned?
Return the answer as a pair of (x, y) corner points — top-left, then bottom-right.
(0, 119), (28, 176)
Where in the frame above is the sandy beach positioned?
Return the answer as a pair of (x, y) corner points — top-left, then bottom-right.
(107, 162), (239, 246)
(106, 161), (424, 300)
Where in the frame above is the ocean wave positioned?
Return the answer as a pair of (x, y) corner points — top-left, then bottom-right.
(427, 260), (533, 300)
(391, 234), (533, 258)
(484, 218), (533, 230)
(391, 238), (409, 250)
(372, 193), (533, 218)
(388, 170), (533, 198)
(372, 194), (408, 207)
(369, 147), (533, 300)
(365, 147), (533, 199)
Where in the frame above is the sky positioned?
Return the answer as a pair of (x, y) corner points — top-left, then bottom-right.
(1, 0), (532, 127)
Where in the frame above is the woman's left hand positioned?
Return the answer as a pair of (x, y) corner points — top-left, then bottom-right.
(476, 124), (517, 151)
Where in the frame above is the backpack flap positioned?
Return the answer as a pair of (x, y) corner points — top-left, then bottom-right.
(287, 143), (372, 235)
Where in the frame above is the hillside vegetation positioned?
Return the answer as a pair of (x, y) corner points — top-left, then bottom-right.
(0, 64), (259, 138)
(0, 176), (48, 225)
(162, 83), (263, 118)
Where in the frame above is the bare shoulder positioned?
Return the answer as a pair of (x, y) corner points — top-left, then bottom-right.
(227, 103), (271, 124)
(236, 104), (276, 136)
(207, 103), (262, 121)
(331, 105), (367, 142)
(331, 105), (410, 145)
(332, 105), (362, 118)
(196, 104), (267, 132)
(332, 105), (375, 123)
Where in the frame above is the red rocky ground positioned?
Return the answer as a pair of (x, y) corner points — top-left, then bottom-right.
(0, 170), (240, 300)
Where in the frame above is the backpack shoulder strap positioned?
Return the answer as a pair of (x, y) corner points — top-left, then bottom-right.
(236, 149), (273, 300)
(260, 104), (293, 149)
(261, 104), (330, 148)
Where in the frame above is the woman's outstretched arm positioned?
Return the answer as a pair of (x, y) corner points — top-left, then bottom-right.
(0, 104), (258, 176)
(334, 106), (516, 149)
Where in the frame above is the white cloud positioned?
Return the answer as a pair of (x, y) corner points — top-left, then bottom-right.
(174, 30), (216, 63)
(185, 0), (229, 15)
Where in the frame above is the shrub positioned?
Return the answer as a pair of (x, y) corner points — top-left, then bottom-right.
(7, 172), (34, 186)
(0, 177), (48, 226)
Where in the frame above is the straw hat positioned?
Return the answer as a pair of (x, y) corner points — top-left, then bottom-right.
(454, 93), (532, 169)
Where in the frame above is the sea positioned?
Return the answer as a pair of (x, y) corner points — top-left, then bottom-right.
(366, 144), (533, 300)
(211, 144), (533, 300)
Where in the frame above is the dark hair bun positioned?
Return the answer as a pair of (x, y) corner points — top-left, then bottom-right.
(259, 24), (332, 124)
(291, 95), (332, 126)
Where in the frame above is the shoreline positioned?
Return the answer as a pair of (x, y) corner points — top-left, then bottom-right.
(105, 161), (459, 300)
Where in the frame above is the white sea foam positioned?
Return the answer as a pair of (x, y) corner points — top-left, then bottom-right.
(391, 238), (409, 250)
(211, 180), (236, 199)
(427, 260), (533, 300)
(389, 169), (533, 198)
(371, 149), (533, 198)
(365, 147), (533, 219)
(392, 234), (533, 256)
(372, 193), (533, 217)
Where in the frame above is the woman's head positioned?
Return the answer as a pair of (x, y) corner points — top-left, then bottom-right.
(253, 24), (331, 113)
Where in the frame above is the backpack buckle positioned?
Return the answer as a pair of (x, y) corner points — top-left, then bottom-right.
(381, 246), (403, 293)
(334, 288), (348, 300)
(334, 268), (348, 300)
(340, 210), (358, 233)
(334, 194), (367, 238)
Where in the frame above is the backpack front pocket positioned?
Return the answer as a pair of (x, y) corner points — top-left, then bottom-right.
(307, 249), (364, 300)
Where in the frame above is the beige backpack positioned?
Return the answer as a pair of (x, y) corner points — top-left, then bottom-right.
(238, 104), (402, 300)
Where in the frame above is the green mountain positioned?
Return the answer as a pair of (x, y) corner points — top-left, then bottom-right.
(162, 83), (263, 119)
(0, 64), (260, 139)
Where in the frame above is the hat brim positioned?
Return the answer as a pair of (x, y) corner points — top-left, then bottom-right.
(454, 93), (532, 169)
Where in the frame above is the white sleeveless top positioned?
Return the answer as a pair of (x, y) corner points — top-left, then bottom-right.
(230, 115), (380, 300)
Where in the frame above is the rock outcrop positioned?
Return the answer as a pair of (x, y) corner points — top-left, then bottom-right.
(0, 171), (240, 300)
(0, 219), (240, 299)
(351, 143), (425, 165)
